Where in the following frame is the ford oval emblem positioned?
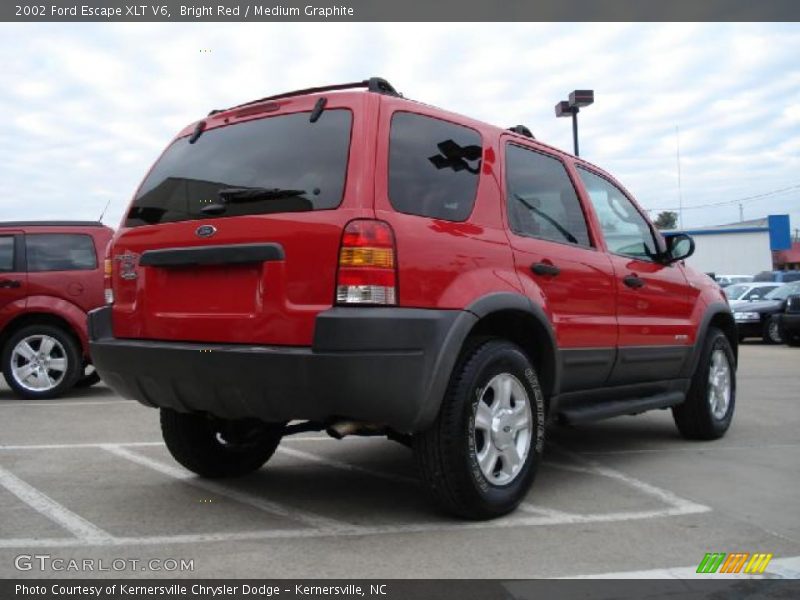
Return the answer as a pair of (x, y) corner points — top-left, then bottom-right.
(196, 225), (216, 238)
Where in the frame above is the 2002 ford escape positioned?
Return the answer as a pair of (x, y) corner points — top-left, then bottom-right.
(90, 78), (737, 519)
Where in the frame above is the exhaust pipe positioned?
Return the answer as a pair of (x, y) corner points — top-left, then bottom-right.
(326, 420), (386, 439)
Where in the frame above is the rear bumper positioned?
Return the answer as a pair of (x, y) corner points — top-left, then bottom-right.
(735, 321), (762, 338)
(88, 305), (476, 433)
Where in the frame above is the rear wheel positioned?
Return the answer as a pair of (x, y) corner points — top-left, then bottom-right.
(672, 327), (736, 440)
(414, 339), (545, 519)
(160, 409), (284, 478)
(1, 324), (82, 399)
(762, 316), (783, 344)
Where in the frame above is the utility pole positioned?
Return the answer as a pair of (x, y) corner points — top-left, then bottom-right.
(739, 202), (744, 222)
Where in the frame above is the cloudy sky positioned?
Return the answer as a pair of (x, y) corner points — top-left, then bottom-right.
(0, 22), (798, 232)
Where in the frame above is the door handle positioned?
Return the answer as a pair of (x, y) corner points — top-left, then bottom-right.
(0, 279), (21, 289)
(623, 274), (645, 289)
(531, 262), (561, 277)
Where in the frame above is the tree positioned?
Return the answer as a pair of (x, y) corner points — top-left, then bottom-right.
(654, 211), (678, 230)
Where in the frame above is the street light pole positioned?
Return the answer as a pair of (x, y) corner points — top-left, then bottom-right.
(572, 109), (579, 157)
(555, 90), (594, 157)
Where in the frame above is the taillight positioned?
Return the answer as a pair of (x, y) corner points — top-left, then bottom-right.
(103, 244), (114, 304)
(336, 220), (397, 305)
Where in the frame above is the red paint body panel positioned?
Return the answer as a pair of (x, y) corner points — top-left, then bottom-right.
(111, 93), (377, 345)
(0, 224), (112, 357)
(107, 89), (724, 358)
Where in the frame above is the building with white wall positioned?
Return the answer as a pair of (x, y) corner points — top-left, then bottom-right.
(670, 215), (791, 276)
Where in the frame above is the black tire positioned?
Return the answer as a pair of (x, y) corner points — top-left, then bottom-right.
(762, 315), (783, 344)
(413, 339), (545, 520)
(74, 367), (101, 389)
(672, 327), (736, 440)
(1, 324), (82, 400)
(160, 408), (283, 478)
(778, 320), (800, 347)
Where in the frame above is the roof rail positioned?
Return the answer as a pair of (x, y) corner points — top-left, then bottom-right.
(212, 77), (400, 115)
(507, 125), (535, 139)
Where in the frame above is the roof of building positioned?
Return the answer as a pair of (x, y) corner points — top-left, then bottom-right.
(775, 242), (800, 264)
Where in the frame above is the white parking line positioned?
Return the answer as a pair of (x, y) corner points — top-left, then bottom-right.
(100, 444), (349, 532)
(0, 442), (162, 451)
(578, 442), (800, 456)
(0, 464), (112, 544)
(0, 400), (137, 408)
(547, 444), (711, 516)
(0, 438), (713, 549)
(518, 450), (710, 521)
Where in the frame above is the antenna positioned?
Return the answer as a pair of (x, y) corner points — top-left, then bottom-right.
(98, 198), (112, 223)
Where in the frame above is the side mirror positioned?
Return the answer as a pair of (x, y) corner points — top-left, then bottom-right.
(749, 293), (762, 301)
(786, 295), (800, 313)
(663, 233), (695, 264)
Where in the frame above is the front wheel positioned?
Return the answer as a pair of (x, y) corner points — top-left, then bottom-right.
(672, 327), (736, 440)
(1, 324), (82, 399)
(762, 315), (783, 344)
(414, 339), (545, 519)
(161, 409), (284, 478)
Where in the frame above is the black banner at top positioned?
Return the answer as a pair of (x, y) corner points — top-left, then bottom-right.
(5, 0), (800, 22)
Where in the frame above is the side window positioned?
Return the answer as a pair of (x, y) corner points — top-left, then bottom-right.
(388, 112), (481, 221)
(505, 145), (591, 246)
(576, 168), (658, 260)
(25, 234), (97, 272)
(0, 236), (14, 272)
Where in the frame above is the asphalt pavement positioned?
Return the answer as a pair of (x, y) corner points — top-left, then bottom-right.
(0, 342), (798, 579)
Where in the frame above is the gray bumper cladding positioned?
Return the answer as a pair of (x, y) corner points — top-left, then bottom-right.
(88, 306), (475, 433)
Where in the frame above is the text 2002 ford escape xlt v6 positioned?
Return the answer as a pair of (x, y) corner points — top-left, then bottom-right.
(90, 78), (737, 519)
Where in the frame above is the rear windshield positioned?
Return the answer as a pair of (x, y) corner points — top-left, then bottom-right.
(125, 110), (353, 227)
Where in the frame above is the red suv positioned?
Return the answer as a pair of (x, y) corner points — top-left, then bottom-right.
(1, 221), (113, 399)
(90, 78), (737, 519)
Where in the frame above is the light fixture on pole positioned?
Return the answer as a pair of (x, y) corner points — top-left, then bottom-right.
(555, 90), (594, 156)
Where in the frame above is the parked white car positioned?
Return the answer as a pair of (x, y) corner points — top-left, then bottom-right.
(726, 282), (783, 307)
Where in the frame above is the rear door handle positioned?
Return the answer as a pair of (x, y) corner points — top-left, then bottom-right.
(623, 274), (645, 289)
(531, 262), (561, 277)
(0, 279), (21, 289)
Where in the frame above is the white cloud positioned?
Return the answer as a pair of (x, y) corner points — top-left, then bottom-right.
(0, 22), (798, 230)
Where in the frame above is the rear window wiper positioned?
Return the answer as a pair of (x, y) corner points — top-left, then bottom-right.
(218, 187), (307, 202)
(200, 187), (313, 216)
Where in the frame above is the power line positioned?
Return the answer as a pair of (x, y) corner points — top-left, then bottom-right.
(649, 183), (800, 212)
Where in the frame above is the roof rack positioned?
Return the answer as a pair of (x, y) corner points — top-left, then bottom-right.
(0, 220), (105, 228)
(211, 77), (400, 115)
(507, 125), (535, 139)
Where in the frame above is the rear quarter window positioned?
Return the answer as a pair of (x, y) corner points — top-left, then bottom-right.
(25, 234), (97, 272)
(0, 236), (14, 271)
(388, 112), (482, 222)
